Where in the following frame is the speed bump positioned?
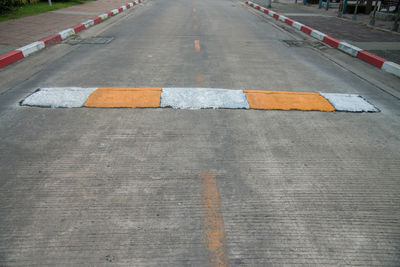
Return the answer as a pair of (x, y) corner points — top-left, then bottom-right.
(21, 87), (379, 112)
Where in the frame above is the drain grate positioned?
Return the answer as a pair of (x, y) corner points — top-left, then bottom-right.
(282, 39), (326, 49)
(65, 36), (114, 45)
(81, 37), (114, 44)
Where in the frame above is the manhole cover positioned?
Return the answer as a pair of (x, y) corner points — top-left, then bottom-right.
(65, 36), (114, 45)
(282, 39), (326, 49)
(81, 37), (114, 44)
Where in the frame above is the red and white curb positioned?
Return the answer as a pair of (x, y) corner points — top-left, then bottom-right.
(246, 0), (400, 78)
(0, 0), (143, 69)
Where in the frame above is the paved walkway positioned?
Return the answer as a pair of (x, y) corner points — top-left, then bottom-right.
(0, 0), (132, 54)
(255, 0), (400, 63)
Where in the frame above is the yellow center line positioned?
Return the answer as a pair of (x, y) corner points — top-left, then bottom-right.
(194, 40), (200, 52)
(193, 24), (198, 32)
(201, 170), (230, 267)
(195, 71), (205, 87)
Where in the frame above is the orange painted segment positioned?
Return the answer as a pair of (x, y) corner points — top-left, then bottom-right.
(201, 170), (230, 267)
(244, 90), (335, 111)
(84, 88), (161, 108)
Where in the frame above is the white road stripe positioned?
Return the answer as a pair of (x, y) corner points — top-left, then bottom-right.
(160, 88), (250, 109)
(22, 87), (97, 108)
(320, 93), (378, 112)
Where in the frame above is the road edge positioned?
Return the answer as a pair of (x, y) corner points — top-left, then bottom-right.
(246, 0), (400, 79)
(0, 0), (144, 69)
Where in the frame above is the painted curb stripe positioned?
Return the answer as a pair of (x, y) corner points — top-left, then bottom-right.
(0, 50), (24, 68)
(244, 90), (335, 111)
(246, 1), (400, 78)
(0, 0), (144, 68)
(382, 61), (400, 77)
(357, 50), (387, 68)
(59, 28), (75, 40)
(18, 41), (45, 57)
(73, 24), (86, 33)
(84, 88), (162, 108)
(21, 87), (378, 112)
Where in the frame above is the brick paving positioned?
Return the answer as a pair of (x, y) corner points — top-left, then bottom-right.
(0, 0), (134, 51)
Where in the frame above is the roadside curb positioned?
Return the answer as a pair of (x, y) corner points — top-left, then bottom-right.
(0, 0), (143, 69)
(246, 1), (400, 78)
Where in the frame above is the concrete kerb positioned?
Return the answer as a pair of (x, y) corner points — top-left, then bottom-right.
(0, 0), (145, 69)
(246, 0), (400, 79)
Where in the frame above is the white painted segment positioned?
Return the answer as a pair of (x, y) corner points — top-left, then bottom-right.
(18, 41), (45, 57)
(338, 42), (362, 57)
(161, 88), (250, 109)
(99, 13), (108, 20)
(82, 19), (94, 28)
(22, 87), (98, 108)
(111, 9), (119, 15)
(59, 28), (75, 40)
(268, 10), (275, 17)
(278, 15), (287, 22)
(259, 7), (265, 12)
(310, 30), (326, 41)
(128, 2), (134, 7)
(292, 21), (304, 30)
(121, 5), (127, 10)
(320, 93), (378, 112)
(382, 61), (400, 78)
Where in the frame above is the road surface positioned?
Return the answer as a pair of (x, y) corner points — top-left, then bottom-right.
(0, 0), (399, 265)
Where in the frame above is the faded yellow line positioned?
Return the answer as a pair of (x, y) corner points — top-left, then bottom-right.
(193, 24), (198, 32)
(195, 71), (205, 87)
(201, 170), (230, 267)
(194, 40), (200, 52)
(193, 7), (196, 13)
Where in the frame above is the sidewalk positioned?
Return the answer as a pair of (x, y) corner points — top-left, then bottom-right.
(255, 0), (400, 64)
(0, 0), (132, 54)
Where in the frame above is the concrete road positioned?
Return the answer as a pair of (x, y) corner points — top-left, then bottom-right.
(1, 0), (400, 265)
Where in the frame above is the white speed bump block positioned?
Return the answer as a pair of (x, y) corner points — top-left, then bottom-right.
(320, 93), (378, 112)
(161, 88), (250, 109)
(22, 87), (97, 108)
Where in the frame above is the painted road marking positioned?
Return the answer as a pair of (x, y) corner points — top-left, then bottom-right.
(193, 24), (199, 32)
(193, 8), (196, 13)
(195, 71), (205, 87)
(244, 90), (335, 111)
(193, 14), (198, 20)
(20, 87), (379, 112)
(194, 40), (201, 52)
(320, 93), (379, 112)
(84, 88), (161, 108)
(21, 87), (97, 108)
(201, 170), (230, 267)
(160, 87), (250, 109)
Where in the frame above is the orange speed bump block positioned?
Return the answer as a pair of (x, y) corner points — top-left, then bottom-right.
(244, 90), (335, 111)
(84, 88), (161, 108)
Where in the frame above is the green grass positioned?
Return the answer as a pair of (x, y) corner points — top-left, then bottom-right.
(0, 0), (92, 22)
